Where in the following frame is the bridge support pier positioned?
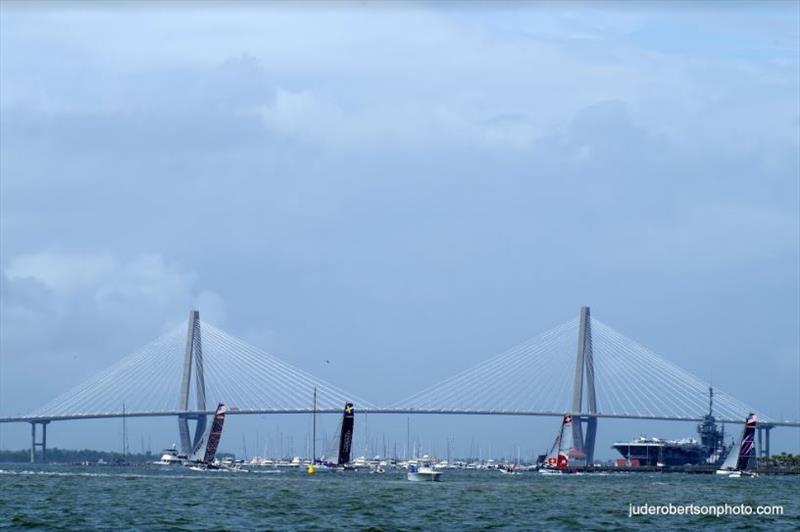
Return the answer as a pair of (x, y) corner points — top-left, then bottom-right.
(29, 421), (50, 463)
(759, 424), (772, 458)
(178, 310), (208, 455)
(758, 426), (763, 458)
(571, 306), (597, 466)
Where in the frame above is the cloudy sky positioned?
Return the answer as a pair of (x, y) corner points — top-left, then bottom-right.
(1, 1), (798, 457)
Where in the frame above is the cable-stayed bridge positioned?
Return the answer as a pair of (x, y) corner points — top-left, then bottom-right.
(2, 307), (796, 463)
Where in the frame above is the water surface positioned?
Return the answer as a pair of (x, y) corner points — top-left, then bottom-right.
(1, 465), (797, 530)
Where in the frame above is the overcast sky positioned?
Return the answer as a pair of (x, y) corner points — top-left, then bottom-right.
(1, 1), (798, 457)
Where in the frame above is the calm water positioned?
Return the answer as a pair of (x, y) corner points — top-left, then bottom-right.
(1, 465), (798, 530)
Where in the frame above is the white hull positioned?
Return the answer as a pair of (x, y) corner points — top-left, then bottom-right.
(717, 469), (757, 478)
(538, 468), (564, 475)
(539, 468), (579, 475)
(407, 470), (442, 482)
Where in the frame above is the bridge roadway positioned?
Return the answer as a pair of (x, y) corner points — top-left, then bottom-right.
(2, 409), (798, 427)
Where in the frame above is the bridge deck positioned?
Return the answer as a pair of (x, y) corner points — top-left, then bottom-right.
(2, 409), (797, 427)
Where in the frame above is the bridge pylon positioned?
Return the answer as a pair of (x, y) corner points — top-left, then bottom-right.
(571, 306), (597, 465)
(178, 310), (208, 454)
(29, 420), (50, 463)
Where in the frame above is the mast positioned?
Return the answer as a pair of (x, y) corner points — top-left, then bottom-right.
(708, 386), (714, 416)
(312, 386), (317, 463)
(406, 416), (410, 461)
(122, 402), (127, 459)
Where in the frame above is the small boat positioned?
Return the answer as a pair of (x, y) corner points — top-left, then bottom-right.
(407, 464), (442, 481)
(716, 413), (759, 478)
(407, 460), (442, 482)
(499, 464), (521, 475)
(152, 444), (188, 465)
(539, 414), (578, 475)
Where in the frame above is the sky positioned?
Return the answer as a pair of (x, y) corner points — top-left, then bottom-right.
(0, 1), (798, 459)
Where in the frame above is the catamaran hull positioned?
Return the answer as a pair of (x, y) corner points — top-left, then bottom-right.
(717, 469), (758, 478)
(539, 469), (569, 475)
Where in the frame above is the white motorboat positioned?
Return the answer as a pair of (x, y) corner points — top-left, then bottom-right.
(499, 465), (521, 475)
(407, 463), (442, 482)
(152, 445), (187, 465)
(351, 456), (371, 469)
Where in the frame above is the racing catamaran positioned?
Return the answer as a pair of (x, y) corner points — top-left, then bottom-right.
(539, 414), (580, 475)
(188, 403), (230, 471)
(716, 413), (758, 477)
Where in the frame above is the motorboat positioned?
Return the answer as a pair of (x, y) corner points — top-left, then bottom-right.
(407, 461), (442, 482)
(153, 445), (188, 465)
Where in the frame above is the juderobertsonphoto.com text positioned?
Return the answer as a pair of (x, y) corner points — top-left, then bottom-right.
(629, 503), (784, 518)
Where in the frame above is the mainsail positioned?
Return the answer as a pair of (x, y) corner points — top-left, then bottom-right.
(735, 413), (758, 471)
(719, 413), (758, 472)
(545, 415), (576, 470)
(337, 402), (355, 465)
(203, 403), (227, 464)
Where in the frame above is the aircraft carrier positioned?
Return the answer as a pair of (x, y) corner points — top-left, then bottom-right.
(612, 389), (729, 466)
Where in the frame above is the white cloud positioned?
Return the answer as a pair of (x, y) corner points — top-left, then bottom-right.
(1, 251), (224, 350)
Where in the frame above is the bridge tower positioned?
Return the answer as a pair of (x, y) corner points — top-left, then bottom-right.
(178, 310), (208, 454)
(571, 306), (598, 465)
(29, 420), (50, 463)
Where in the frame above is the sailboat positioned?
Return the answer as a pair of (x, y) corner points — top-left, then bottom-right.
(539, 414), (580, 475)
(188, 404), (235, 471)
(315, 402), (356, 471)
(716, 413), (758, 478)
(337, 402), (355, 469)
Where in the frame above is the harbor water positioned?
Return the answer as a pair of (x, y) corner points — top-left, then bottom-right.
(1, 465), (798, 530)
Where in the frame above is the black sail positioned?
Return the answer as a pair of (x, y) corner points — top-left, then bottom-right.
(735, 413), (757, 471)
(203, 403), (227, 464)
(337, 403), (355, 465)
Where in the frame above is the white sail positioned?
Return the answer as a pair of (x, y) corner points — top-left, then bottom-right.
(719, 441), (738, 471)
